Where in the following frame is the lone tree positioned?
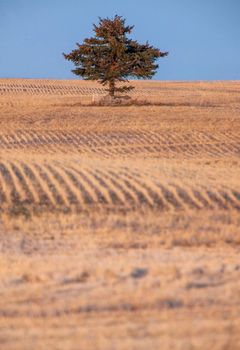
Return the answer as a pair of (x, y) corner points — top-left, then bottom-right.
(63, 15), (168, 98)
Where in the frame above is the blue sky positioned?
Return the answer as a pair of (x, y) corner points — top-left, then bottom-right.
(0, 0), (239, 80)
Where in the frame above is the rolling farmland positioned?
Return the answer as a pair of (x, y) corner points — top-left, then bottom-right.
(1, 79), (240, 349)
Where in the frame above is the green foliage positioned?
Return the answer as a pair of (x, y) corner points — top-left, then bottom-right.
(63, 15), (168, 97)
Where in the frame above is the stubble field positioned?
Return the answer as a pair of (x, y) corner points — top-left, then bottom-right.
(0, 79), (240, 349)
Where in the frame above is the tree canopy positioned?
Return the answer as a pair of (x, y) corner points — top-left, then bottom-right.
(64, 15), (168, 97)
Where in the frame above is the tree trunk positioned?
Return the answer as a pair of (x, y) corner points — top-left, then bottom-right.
(109, 80), (115, 98)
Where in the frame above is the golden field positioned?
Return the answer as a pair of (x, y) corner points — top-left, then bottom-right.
(0, 79), (240, 349)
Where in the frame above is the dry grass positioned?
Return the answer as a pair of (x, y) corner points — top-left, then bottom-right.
(0, 79), (240, 350)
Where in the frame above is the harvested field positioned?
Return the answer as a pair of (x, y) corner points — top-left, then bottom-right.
(0, 79), (240, 349)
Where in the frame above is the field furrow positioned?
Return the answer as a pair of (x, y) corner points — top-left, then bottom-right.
(1, 130), (239, 160)
(0, 157), (239, 214)
(69, 167), (108, 205)
(0, 80), (239, 216)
